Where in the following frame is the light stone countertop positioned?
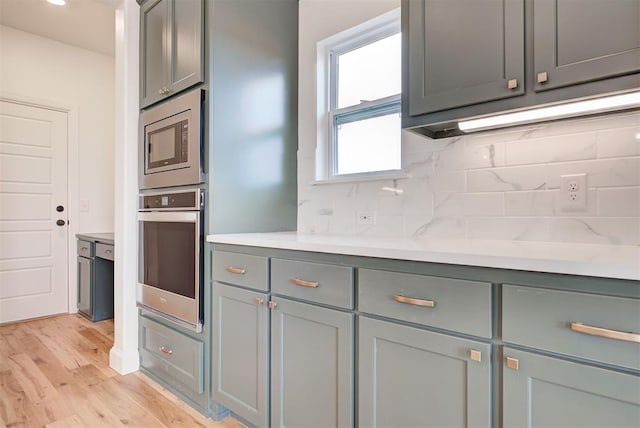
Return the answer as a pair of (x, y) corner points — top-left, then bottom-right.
(76, 233), (114, 246)
(207, 232), (640, 281)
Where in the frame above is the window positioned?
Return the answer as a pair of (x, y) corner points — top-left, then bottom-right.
(317, 10), (401, 180)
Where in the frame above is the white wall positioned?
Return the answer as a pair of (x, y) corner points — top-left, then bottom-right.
(298, 1), (640, 246)
(0, 25), (115, 234)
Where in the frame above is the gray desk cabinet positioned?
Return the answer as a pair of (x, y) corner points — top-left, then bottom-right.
(359, 316), (491, 428)
(503, 348), (640, 427)
(406, 0), (525, 116)
(140, 0), (204, 108)
(270, 297), (354, 428)
(77, 239), (114, 322)
(533, 0), (640, 92)
(212, 283), (269, 428)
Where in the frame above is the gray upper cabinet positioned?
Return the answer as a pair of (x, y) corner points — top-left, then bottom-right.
(533, 0), (640, 92)
(406, 0), (525, 116)
(403, 0), (640, 136)
(140, 0), (204, 108)
(503, 348), (640, 427)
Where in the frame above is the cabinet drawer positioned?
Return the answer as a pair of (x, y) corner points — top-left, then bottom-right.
(359, 269), (492, 338)
(271, 258), (353, 309)
(503, 285), (640, 371)
(139, 316), (204, 396)
(213, 250), (268, 291)
(77, 240), (92, 258)
(95, 243), (114, 261)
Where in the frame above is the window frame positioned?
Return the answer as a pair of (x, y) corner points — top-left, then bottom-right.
(316, 9), (402, 182)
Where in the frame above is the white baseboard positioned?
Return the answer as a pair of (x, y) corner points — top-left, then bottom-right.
(109, 345), (139, 375)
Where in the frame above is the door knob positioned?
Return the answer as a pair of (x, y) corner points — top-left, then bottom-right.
(56, 219), (66, 226)
(56, 205), (64, 212)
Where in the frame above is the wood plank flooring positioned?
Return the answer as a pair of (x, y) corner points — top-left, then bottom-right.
(0, 314), (243, 428)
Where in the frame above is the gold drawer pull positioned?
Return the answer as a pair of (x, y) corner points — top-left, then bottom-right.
(570, 322), (640, 343)
(291, 278), (319, 288)
(225, 266), (246, 275)
(159, 346), (173, 355)
(393, 294), (435, 308)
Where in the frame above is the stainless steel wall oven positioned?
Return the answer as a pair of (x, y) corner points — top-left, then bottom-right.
(138, 189), (204, 331)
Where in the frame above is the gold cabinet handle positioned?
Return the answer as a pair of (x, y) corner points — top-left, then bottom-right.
(507, 78), (518, 89)
(393, 294), (435, 308)
(159, 346), (173, 355)
(505, 357), (519, 370)
(105, 249), (113, 254)
(158, 87), (172, 95)
(225, 266), (246, 275)
(268, 301), (277, 310)
(537, 71), (548, 83)
(255, 297), (264, 306)
(469, 349), (482, 362)
(291, 278), (319, 288)
(80, 247), (88, 251)
(570, 322), (640, 343)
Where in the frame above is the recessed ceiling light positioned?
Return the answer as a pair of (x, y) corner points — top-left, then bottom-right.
(47, 0), (66, 6)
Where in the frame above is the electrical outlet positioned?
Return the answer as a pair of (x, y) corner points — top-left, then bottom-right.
(560, 173), (587, 211)
(357, 211), (376, 225)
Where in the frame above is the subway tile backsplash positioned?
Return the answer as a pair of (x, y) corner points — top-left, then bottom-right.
(298, 111), (640, 245)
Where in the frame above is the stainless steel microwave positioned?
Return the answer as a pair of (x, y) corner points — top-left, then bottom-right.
(139, 88), (205, 189)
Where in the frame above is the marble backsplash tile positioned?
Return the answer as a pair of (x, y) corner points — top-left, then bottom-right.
(297, 111), (640, 245)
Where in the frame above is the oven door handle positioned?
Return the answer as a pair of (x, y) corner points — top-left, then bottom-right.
(138, 211), (199, 222)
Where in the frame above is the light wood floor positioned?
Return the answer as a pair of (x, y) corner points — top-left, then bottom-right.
(0, 314), (243, 428)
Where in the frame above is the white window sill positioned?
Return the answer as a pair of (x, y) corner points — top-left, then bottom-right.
(310, 171), (408, 186)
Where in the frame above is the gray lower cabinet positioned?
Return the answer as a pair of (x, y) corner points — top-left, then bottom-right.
(77, 255), (92, 317)
(503, 348), (640, 427)
(533, 0), (640, 92)
(139, 312), (208, 411)
(359, 316), (491, 428)
(139, 0), (204, 108)
(270, 297), (354, 428)
(212, 283), (269, 427)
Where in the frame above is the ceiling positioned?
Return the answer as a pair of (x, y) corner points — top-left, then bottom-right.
(0, 0), (117, 56)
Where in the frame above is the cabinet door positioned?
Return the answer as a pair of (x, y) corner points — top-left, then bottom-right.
(140, 0), (169, 108)
(77, 256), (92, 317)
(359, 316), (491, 428)
(533, 0), (640, 92)
(270, 298), (353, 428)
(503, 348), (640, 427)
(406, 0), (524, 116)
(212, 283), (269, 428)
(168, 0), (204, 95)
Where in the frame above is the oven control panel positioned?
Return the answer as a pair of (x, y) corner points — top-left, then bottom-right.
(139, 189), (204, 210)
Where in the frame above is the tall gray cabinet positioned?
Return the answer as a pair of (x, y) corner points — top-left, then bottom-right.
(403, 0), (640, 136)
(137, 0), (298, 418)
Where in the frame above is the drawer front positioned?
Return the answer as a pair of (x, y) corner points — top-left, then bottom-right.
(77, 240), (93, 258)
(503, 285), (640, 371)
(95, 243), (114, 261)
(359, 269), (492, 338)
(139, 316), (204, 395)
(271, 258), (353, 309)
(213, 250), (268, 291)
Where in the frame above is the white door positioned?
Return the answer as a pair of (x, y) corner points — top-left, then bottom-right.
(0, 99), (69, 323)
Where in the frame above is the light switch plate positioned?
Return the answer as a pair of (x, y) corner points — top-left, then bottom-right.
(80, 200), (90, 212)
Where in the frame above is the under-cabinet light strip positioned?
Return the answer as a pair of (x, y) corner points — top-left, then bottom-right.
(458, 91), (640, 132)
